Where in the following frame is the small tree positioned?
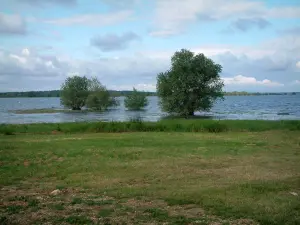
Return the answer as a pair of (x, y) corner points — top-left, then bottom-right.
(124, 88), (148, 110)
(85, 77), (118, 110)
(157, 49), (224, 116)
(60, 76), (89, 110)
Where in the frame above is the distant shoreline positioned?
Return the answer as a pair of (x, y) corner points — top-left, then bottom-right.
(0, 90), (298, 98)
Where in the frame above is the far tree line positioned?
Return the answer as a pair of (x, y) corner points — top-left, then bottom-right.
(0, 49), (298, 115)
(0, 90), (156, 98)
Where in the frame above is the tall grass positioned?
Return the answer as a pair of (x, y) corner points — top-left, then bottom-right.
(1, 120), (300, 135)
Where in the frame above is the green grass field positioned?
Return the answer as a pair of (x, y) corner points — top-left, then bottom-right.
(1, 127), (300, 224)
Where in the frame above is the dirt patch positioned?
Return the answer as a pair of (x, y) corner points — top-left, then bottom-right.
(167, 204), (205, 218)
(0, 186), (258, 225)
(122, 198), (167, 209)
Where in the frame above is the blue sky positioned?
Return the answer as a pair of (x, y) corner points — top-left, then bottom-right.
(0, 0), (300, 92)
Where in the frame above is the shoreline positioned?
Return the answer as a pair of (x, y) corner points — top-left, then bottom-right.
(9, 108), (101, 114)
(1, 119), (299, 135)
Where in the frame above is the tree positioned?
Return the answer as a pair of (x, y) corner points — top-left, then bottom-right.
(124, 88), (148, 110)
(157, 49), (224, 116)
(85, 77), (118, 110)
(60, 76), (90, 110)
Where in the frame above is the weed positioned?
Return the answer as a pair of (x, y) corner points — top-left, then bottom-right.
(71, 197), (83, 205)
(98, 208), (113, 218)
(204, 122), (228, 133)
(0, 216), (9, 225)
(6, 205), (24, 214)
(65, 216), (92, 224)
(144, 208), (169, 221)
(49, 204), (65, 210)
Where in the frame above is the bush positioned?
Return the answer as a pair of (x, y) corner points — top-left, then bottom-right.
(0, 125), (15, 135)
(124, 88), (148, 110)
(204, 122), (228, 133)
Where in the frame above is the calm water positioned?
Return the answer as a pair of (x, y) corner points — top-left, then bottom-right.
(0, 95), (299, 124)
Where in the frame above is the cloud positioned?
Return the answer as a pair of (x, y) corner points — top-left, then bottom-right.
(149, 29), (179, 38)
(109, 83), (156, 91)
(293, 80), (300, 85)
(0, 13), (26, 35)
(0, 48), (69, 79)
(0, 48), (168, 91)
(222, 75), (284, 87)
(151, 0), (300, 37)
(44, 10), (132, 26)
(90, 32), (140, 51)
(99, 0), (139, 9)
(231, 17), (270, 32)
(279, 26), (300, 35)
(14, 0), (77, 6)
(296, 61), (300, 69)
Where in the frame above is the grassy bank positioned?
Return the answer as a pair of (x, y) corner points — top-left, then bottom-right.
(1, 131), (300, 224)
(1, 119), (300, 135)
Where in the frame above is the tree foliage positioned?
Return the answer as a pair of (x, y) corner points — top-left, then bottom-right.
(124, 88), (148, 110)
(85, 77), (118, 110)
(157, 49), (224, 116)
(60, 76), (90, 110)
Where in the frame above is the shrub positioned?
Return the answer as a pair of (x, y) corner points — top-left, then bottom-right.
(0, 125), (15, 135)
(124, 88), (148, 110)
(204, 122), (228, 133)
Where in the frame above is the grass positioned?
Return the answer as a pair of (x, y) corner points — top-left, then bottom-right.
(0, 129), (299, 224)
(1, 119), (300, 136)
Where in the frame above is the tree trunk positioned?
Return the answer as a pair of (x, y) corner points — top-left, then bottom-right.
(188, 111), (194, 116)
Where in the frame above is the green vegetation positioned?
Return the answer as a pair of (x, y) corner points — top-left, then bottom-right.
(1, 120), (300, 135)
(124, 87), (148, 110)
(0, 129), (299, 224)
(60, 76), (118, 111)
(157, 49), (224, 116)
(85, 77), (118, 110)
(60, 76), (90, 110)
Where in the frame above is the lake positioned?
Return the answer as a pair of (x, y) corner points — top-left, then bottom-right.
(0, 95), (299, 124)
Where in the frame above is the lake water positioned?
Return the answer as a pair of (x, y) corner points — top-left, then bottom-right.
(0, 95), (299, 124)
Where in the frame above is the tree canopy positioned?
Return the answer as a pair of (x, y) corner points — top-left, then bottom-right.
(124, 88), (148, 110)
(85, 77), (118, 110)
(157, 49), (224, 116)
(60, 76), (90, 110)
(60, 76), (117, 110)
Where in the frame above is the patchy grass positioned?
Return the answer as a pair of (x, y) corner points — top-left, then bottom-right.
(0, 131), (299, 224)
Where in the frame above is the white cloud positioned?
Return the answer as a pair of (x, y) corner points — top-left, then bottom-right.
(21, 48), (30, 56)
(1, 48), (69, 79)
(151, 0), (300, 36)
(44, 11), (132, 26)
(0, 13), (26, 35)
(296, 61), (300, 69)
(223, 75), (284, 87)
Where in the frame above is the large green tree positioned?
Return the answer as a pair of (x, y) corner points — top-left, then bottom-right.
(85, 77), (118, 110)
(60, 76), (90, 110)
(124, 88), (148, 110)
(157, 49), (224, 116)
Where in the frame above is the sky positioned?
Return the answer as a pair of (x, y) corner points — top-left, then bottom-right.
(0, 0), (300, 92)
